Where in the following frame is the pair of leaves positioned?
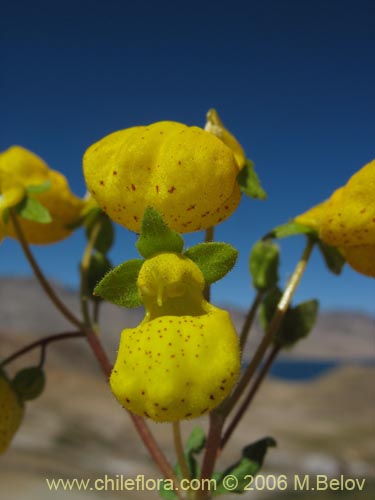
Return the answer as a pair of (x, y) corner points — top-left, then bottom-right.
(267, 221), (346, 275)
(260, 288), (319, 348)
(94, 208), (238, 308)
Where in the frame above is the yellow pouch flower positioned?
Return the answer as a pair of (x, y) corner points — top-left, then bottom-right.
(296, 159), (375, 278)
(110, 253), (240, 422)
(0, 375), (24, 454)
(0, 146), (85, 244)
(83, 120), (244, 233)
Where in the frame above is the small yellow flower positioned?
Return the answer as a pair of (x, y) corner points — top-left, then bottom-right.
(83, 116), (245, 233)
(296, 159), (375, 277)
(0, 146), (85, 244)
(110, 253), (240, 422)
(0, 375), (24, 454)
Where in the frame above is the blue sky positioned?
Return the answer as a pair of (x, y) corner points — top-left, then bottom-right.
(1, 0), (374, 314)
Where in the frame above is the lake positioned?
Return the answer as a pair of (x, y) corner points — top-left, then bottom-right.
(267, 359), (374, 381)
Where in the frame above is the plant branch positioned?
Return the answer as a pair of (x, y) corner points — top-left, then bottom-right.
(11, 211), (180, 489)
(221, 345), (280, 449)
(222, 237), (315, 417)
(198, 412), (224, 498)
(9, 210), (83, 329)
(79, 218), (102, 326)
(0, 331), (84, 368)
(239, 290), (264, 353)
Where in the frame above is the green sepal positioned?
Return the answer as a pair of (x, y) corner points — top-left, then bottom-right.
(26, 179), (51, 194)
(214, 437), (277, 495)
(16, 195), (52, 224)
(94, 259), (144, 308)
(266, 221), (317, 239)
(185, 242), (238, 284)
(136, 207), (184, 258)
(86, 212), (115, 255)
(249, 240), (279, 291)
(318, 241), (346, 275)
(87, 252), (112, 300)
(12, 366), (45, 402)
(237, 159), (267, 200)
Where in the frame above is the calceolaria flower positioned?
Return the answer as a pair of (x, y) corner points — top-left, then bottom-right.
(0, 146), (85, 244)
(83, 112), (246, 233)
(296, 159), (375, 277)
(110, 253), (240, 422)
(0, 374), (24, 454)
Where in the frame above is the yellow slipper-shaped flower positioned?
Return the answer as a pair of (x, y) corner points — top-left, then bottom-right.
(0, 146), (85, 244)
(296, 159), (375, 277)
(83, 118), (245, 233)
(0, 375), (24, 454)
(110, 253), (240, 422)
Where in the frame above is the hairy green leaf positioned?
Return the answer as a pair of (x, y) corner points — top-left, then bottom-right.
(136, 207), (184, 258)
(249, 240), (280, 291)
(12, 367), (45, 401)
(94, 259), (144, 308)
(185, 242), (238, 284)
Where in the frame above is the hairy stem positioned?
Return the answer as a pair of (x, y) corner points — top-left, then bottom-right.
(79, 218), (102, 326)
(11, 210), (180, 489)
(222, 237), (315, 416)
(221, 345), (280, 449)
(10, 210), (82, 329)
(0, 331), (84, 368)
(239, 290), (264, 353)
(197, 412), (225, 499)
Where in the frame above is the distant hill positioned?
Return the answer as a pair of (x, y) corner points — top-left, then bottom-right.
(1, 277), (373, 364)
(0, 277), (374, 499)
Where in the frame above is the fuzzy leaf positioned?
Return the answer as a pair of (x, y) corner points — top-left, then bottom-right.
(276, 299), (319, 348)
(12, 367), (45, 401)
(16, 196), (52, 223)
(94, 259), (143, 308)
(185, 242), (238, 284)
(136, 207), (184, 258)
(185, 427), (206, 478)
(249, 240), (280, 291)
(237, 159), (267, 200)
(214, 437), (276, 495)
(318, 241), (346, 275)
(267, 221), (317, 239)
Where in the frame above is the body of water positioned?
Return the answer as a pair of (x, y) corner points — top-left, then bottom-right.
(268, 359), (374, 381)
